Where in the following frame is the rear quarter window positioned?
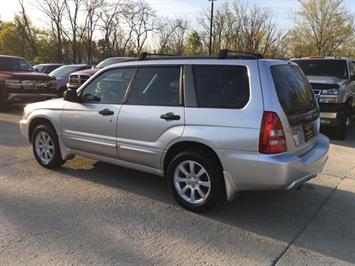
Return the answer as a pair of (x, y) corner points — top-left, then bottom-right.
(193, 65), (250, 109)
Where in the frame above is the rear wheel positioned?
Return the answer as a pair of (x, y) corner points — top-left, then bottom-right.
(32, 124), (65, 169)
(167, 150), (224, 212)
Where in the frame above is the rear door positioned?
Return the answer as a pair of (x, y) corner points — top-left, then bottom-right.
(117, 66), (184, 170)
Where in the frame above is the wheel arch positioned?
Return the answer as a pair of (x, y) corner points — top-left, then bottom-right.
(163, 140), (224, 177)
(28, 117), (58, 143)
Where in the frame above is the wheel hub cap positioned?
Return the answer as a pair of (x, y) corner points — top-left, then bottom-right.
(35, 131), (55, 165)
(174, 160), (211, 205)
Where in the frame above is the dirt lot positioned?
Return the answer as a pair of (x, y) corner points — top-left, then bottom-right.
(1, 104), (355, 265)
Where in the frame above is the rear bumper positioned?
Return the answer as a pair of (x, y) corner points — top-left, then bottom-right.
(217, 134), (329, 200)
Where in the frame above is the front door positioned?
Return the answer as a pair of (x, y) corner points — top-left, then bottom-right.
(117, 66), (185, 170)
(62, 68), (135, 158)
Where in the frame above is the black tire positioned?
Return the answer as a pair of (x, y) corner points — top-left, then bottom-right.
(167, 150), (224, 212)
(0, 95), (7, 112)
(31, 124), (65, 169)
(334, 111), (351, 140)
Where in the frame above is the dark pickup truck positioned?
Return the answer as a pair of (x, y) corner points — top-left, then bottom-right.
(0, 55), (58, 111)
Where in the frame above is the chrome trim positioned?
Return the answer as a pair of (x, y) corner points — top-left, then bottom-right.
(320, 112), (337, 119)
(120, 145), (157, 154)
(7, 93), (58, 100)
(286, 173), (317, 190)
(64, 135), (116, 147)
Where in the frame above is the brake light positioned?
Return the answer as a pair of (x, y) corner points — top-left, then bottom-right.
(259, 112), (287, 154)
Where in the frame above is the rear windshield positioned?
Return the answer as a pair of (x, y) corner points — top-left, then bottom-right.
(50, 65), (86, 78)
(193, 65), (250, 109)
(271, 65), (316, 116)
(0, 57), (33, 72)
(293, 59), (348, 79)
(97, 58), (126, 69)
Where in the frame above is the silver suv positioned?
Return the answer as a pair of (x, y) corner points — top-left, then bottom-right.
(292, 57), (355, 139)
(20, 51), (329, 212)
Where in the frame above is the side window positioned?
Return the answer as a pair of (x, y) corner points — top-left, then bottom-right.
(193, 65), (250, 109)
(81, 68), (135, 104)
(351, 61), (355, 78)
(127, 67), (180, 106)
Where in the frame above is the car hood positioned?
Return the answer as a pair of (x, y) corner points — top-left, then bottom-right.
(25, 98), (66, 113)
(0, 71), (53, 80)
(307, 76), (348, 86)
(71, 68), (98, 76)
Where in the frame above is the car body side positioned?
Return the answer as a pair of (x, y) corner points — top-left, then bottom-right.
(20, 59), (329, 201)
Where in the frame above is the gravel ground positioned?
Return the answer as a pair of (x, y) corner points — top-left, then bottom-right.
(0, 104), (355, 265)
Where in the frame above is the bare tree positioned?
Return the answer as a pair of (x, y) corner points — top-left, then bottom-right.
(123, 0), (157, 55)
(18, 0), (38, 57)
(37, 0), (66, 61)
(157, 17), (188, 54)
(83, 0), (104, 63)
(63, 0), (84, 63)
(199, 0), (286, 57)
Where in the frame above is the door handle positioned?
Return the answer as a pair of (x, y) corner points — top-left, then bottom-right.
(99, 108), (114, 116)
(160, 112), (180, 120)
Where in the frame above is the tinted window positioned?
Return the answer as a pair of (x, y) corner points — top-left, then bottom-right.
(351, 62), (355, 77)
(127, 67), (180, 106)
(81, 68), (135, 104)
(96, 58), (129, 69)
(0, 57), (33, 72)
(50, 65), (88, 78)
(293, 59), (348, 79)
(45, 65), (62, 74)
(193, 65), (249, 108)
(271, 65), (316, 116)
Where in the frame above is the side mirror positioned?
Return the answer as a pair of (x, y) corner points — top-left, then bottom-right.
(63, 89), (80, 102)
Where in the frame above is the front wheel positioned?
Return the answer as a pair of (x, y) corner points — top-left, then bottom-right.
(0, 95), (7, 112)
(167, 151), (224, 212)
(334, 113), (351, 140)
(32, 124), (65, 169)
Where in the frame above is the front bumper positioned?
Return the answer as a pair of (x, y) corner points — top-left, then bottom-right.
(217, 134), (329, 200)
(319, 103), (348, 127)
(66, 83), (81, 90)
(2, 91), (59, 103)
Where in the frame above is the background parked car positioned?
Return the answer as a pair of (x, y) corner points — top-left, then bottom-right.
(0, 55), (57, 111)
(67, 57), (132, 90)
(33, 63), (64, 74)
(49, 64), (91, 95)
(292, 57), (355, 139)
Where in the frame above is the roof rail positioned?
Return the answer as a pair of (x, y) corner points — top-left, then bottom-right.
(138, 52), (177, 60)
(217, 49), (263, 59)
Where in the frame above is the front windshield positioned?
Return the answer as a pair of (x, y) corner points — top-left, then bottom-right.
(293, 59), (348, 79)
(96, 58), (124, 69)
(0, 57), (33, 72)
(50, 65), (83, 78)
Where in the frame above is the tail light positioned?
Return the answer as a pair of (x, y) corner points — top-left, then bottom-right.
(259, 112), (287, 154)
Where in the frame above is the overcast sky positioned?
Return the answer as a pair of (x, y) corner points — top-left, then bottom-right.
(0, 0), (355, 32)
